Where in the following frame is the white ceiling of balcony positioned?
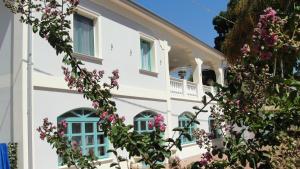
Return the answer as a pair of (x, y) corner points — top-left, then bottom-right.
(169, 45), (195, 71)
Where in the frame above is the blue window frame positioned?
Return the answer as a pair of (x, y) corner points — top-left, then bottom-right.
(134, 111), (157, 134)
(140, 39), (153, 71)
(73, 13), (95, 56)
(178, 112), (196, 144)
(57, 108), (108, 164)
(208, 116), (222, 139)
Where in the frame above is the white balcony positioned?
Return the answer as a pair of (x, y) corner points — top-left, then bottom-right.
(170, 78), (215, 99)
(170, 78), (198, 98)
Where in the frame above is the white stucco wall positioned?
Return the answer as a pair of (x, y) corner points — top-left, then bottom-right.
(0, 0), (13, 143)
(32, 89), (168, 169)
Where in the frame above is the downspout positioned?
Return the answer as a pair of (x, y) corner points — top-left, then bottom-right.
(27, 2), (33, 169)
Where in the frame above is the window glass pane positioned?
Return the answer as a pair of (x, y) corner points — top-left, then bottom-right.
(98, 146), (105, 156)
(97, 135), (104, 145)
(141, 121), (146, 131)
(85, 135), (94, 145)
(85, 123), (93, 133)
(72, 123), (81, 133)
(87, 147), (94, 156)
(182, 121), (186, 127)
(74, 13), (94, 56)
(134, 121), (138, 131)
(71, 136), (82, 146)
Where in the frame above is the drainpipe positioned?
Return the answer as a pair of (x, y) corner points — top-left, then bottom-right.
(27, 3), (33, 169)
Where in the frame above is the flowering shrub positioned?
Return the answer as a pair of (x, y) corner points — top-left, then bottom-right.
(37, 118), (98, 168)
(188, 6), (300, 169)
(148, 114), (167, 132)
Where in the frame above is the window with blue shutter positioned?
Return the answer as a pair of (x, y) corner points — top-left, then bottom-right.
(57, 108), (108, 165)
(140, 39), (153, 71)
(178, 112), (196, 144)
(134, 111), (156, 134)
(73, 13), (95, 56)
(208, 116), (222, 139)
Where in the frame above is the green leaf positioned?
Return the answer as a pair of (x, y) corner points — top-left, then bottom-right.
(32, 24), (38, 33)
(165, 138), (175, 143)
(173, 127), (184, 132)
(202, 95), (207, 104)
(206, 91), (214, 99)
(275, 84), (280, 93)
(193, 106), (200, 110)
(107, 149), (117, 156)
(175, 139), (182, 151)
(110, 162), (118, 168)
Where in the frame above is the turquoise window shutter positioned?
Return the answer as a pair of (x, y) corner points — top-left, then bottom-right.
(208, 116), (222, 139)
(134, 111), (156, 134)
(57, 108), (108, 166)
(140, 40), (152, 71)
(74, 13), (95, 56)
(178, 113), (196, 144)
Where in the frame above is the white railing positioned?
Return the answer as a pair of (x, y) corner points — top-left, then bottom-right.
(170, 78), (218, 99)
(170, 78), (184, 95)
(203, 85), (212, 94)
(186, 81), (198, 96)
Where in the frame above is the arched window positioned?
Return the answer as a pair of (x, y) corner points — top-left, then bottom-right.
(57, 108), (109, 159)
(134, 110), (157, 133)
(178, 112), (196, 144)
(208, 116), (222, 139)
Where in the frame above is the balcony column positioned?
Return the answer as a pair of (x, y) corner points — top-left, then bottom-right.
(213, 62), (225, 86)
(193, 58), (203, 98)
(160, 40), (173, 140)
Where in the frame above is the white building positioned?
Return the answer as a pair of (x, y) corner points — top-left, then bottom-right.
(0, 0), (225, 169)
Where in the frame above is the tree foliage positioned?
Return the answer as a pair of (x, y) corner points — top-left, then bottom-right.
(213, 0), (300, 75)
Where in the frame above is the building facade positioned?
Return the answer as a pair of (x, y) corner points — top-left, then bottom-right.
(0, 0), (225, 169)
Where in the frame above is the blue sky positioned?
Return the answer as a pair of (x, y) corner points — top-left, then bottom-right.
(134, 0), (228, 47)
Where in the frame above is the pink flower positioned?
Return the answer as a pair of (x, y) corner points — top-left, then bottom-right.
(39, 132), (46, 140)
(154, 114), (164, 127)
(199, 159), (208, 166)
(241, 44), (250, 55)
(159, 124), (166, 132)
(59, 120), (67, 128)
(260, 51), (272, 60)
(148, 121), (153, 129)
(92, 101), (99, 109)
(100, 111), (108, 119)
(108, 114), (116, 123)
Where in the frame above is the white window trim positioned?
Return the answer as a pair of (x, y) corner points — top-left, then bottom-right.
(139, 32), (158, 74)
(70, 6), (102, 64)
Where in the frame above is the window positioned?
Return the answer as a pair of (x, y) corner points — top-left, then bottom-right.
(140, 38), (155, 72)
(73, 13), (95, 56)
(134, 111), (157, 133)
(208, 116), (222, 139)
(57, 108), (108, 164)
(178, 112), (196, 144)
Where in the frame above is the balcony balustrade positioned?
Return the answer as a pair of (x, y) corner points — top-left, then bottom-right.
(170, 78), (215, 99)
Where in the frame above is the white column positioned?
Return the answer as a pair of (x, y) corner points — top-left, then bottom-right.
(193, 58), (203, 98)
(213, 62), (225, 86)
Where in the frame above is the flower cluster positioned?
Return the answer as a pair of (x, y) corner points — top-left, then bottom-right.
(198, 152), (213, 167)
(107, 69), (120, 89)
(241, 44), (250, 56)
(148, 114), (166, 132)
(253, 7), (283, 60)
(36, 118), (56, 140)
